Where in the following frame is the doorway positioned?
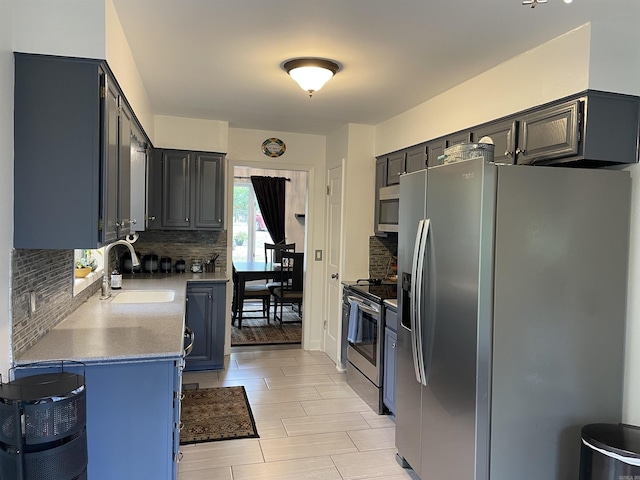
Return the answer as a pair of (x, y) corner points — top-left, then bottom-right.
(231, 166), (308, 347)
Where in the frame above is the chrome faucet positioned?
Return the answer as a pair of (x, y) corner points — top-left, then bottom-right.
(101, 240), (140, 299)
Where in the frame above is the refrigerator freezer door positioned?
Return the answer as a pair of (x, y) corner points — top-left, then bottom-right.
(489, 165), (630, 479)
(396, 170), (428, 476)
(420, 158), (491, 480)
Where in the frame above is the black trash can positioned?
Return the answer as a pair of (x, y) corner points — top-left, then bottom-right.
(580, 423), (640, 480)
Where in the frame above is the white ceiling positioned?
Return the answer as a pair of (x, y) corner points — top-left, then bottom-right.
(111, 0), (624, 136)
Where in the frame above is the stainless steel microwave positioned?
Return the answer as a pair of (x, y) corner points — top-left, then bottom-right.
(377, 185), (399, 232)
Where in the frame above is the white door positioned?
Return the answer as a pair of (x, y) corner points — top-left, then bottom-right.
(324, 164), (343, 365)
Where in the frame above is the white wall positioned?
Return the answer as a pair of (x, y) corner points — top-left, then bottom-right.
(375, 24), (592, 156)
(105, 0), (154, 140)
(154, 116), (229, 152)
(12, 0), (105, 59)
(227, 127), (326, 351)
(0, 0), (14, 379)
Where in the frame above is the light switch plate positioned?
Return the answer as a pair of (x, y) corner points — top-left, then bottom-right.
(315, 250), (322, 261)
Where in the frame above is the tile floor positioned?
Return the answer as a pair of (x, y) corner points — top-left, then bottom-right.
(179, 345), (416, 480)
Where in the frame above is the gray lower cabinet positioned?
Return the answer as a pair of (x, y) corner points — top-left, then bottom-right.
(185, 281), (226, 371)
(151, 149), (225, 231)
(383, 305), (398, 414)
(15, 358), (182, 480)
(14, 53), (139, 248)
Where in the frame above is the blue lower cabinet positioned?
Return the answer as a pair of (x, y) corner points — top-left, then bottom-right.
(383, 305), (398, 415)
(16, 359), (181, 480)
(383, 326), (397, 414)
(184, 281), (225, 371)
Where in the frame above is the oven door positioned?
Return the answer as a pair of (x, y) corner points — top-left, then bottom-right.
(347, 295), (382, 385)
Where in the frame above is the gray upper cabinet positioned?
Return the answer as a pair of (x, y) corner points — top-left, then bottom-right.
(426, 139), (445, 167)
(194, 153), (224, 229)
(386, 151), (406, 185)
(14, 53), (139, 249)
(146, 149), (163, 230)
(155, 149), (225, 231)
(472, 119), (517, 165)
(405, 145), (427, 173)
(162, 150), (192, 228)
(516, 99), (580, 165)
(446, 131), (472, 148)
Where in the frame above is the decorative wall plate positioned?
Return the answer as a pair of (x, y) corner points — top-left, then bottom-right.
(262, 138), (286, 157)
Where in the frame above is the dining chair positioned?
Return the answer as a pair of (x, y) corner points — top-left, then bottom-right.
(264, 242), (295, 263)
(231, 266), (271, 327)
(272, 252), (304, 325)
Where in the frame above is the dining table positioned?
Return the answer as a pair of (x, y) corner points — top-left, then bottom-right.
(232, 261), (282, 328)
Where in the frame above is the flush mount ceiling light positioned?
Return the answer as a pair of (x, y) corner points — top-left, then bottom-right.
(523, 0), (572, 7)
(283, 58), (340, 97)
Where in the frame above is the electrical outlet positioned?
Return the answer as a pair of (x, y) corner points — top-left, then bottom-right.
(30, 291), (36, 313)
(315, 250), (322, 261)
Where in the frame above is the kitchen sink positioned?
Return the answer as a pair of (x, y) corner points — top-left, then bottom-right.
(111, 290), (175, 304)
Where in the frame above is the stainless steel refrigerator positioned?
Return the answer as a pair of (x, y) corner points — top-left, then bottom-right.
(396, 158), (631, 480)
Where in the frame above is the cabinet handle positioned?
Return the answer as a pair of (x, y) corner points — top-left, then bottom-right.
(149, 215), (156, 221)
(179, 422), (184, 431)
(130, 219), (137, 225)
(115, 221), (121, 227)
(208, 294), (212, 299)
(516, 148), (525, 155)
(185, 217), (189, 222)
(505, 150), (513, 157)
(392, 342), (397, 349)
(331, 273), (339, 279)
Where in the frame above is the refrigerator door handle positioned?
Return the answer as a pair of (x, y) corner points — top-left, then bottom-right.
(421, 218), (435, 385)
(410, 219), (425, 384)
(415, 218), (430, 386)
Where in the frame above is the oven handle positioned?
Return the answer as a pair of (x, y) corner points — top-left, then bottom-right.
(346, 296), (381, 317)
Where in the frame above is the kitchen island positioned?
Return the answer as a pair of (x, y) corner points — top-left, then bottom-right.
(14, 271), (228, 480)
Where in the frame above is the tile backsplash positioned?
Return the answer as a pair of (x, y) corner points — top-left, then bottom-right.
(127, 230), (227, 273)
(11, 230), (228, 359)
(11, 249), (100, 358)
(369, 235), (398, 279)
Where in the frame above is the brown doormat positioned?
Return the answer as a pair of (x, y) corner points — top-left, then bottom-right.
(180, 386), (259, 445)
(231, 305), (302, 346)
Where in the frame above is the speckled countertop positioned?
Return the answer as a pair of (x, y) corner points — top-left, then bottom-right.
(15, 272), (228, 366)
(384, 299), (398, 309)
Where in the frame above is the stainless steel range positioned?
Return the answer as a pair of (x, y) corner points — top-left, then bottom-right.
(343, 280), (397, 414)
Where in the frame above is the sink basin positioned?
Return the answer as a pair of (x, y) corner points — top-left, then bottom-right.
(111, 290), (175, 304)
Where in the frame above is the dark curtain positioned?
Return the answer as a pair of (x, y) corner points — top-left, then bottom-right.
(251, 176), (287, 244)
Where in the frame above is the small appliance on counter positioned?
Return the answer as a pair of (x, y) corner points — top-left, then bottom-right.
(175, 259), (186, 273)
(160, 257), (172, 273)
(120, 251), (142, 273)
(142, 254), (159, 273)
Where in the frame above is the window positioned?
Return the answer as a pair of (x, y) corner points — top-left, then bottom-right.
(73, 247), (105, 296)
(232, 181), (273, 262)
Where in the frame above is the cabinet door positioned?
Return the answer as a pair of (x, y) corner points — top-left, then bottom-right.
(446, 131), (472, 148)
(102, 78), (120, 244)
(386, 151), (406, 185)
(374, 157), (388, 236)
(146, 149), (163, 229)
(516, 100), (581, 165)
(383, 326), (397, 414)
(118, 102), (132, 237)
(129, 126), (147, 232)
(162, 150), (191, 228)
(405, 145), (427, 173)
(473, 119), (517, 165)
(194, 153), (224, 229)
(426, 139), (445, 167)
(185, 284), (213, 364)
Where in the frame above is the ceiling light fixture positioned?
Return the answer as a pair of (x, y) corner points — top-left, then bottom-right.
(283, 58), (340, 97)
(522, 0), (548, 7)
